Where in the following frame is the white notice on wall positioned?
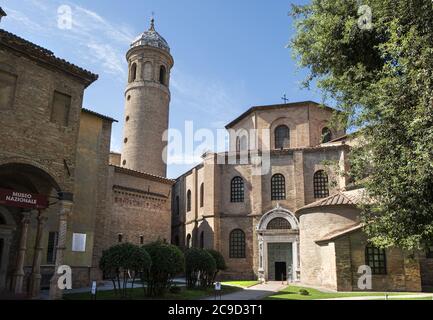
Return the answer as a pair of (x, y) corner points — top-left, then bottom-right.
(72, 233), (86, 252)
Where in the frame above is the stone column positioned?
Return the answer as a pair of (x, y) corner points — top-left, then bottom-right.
(30, 210), (48, 298)
(49, 199), (73, 300)
(12, 212), (32, 294)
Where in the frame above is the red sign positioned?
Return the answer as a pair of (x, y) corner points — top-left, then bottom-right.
(0, 188), (49, 209)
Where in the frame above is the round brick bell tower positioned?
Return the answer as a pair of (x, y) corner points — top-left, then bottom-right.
(121, 18), (173, 177)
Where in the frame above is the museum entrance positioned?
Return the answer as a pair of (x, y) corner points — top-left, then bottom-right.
(267, 243), (292, 281)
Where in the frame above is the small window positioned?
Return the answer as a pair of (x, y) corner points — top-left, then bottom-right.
(200, 231), (204, 249)
(200, 183), (204, 208)
(159, 65), (166, 85)
(275, 125), (290, 149)
(130, 63), (137, 82)
(0, 69), (17, 110)
(186, 190), (192, 212)
(122, 160), (126, 166)
(365, 246), (387, 275)
(322, 127), (332, 143)
(118, 234), (123, 243)
(229, 229), (246, 258)
(175, 196), (180, 215)
(51, 91), (71, 126)
(186, 234), (192, 248)
(231, 177), (244, 203)
(125, 116), (130, 122)
(313, 170), (329, 198)
(271, 174), (286, 200)
(47, 232), (58, 264)
(267, 218), (291, 230)
(124, 138), (128, 144)
(140, 235), (144, 245)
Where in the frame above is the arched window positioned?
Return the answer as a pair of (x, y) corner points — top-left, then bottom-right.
(159, 65), (166, 85)
(231, 177), (244, 203)
(200, 231), (204, 249)
(313, 170), (329, 198)
(186, 190), (192, 212)
(275, 125), (290, 149)
(229, 229), (245, 258)
(200, 183), (204, 208)
(322, 127), (332, 143)
(271, 174), (286, 200)
(365, 245), (387, 275)
(175, 196), (180, 215)
(130, 63), (137, 82)
(267, 218), (291, 230)
(186, 234), (192, 248)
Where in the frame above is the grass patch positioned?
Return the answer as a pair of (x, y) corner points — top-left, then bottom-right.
(222, 281), (260, 288)
(64, 285), (242, 300)
(265, 286), (423, 300)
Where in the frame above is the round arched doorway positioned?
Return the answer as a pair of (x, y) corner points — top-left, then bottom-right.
(256, 205), (300, 282)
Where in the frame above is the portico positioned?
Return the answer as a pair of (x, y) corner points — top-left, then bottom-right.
(256, 205), (300, 282)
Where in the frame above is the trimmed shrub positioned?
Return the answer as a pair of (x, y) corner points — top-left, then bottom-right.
(185, 248), (216, 288)
(99, 243), (151, 298)
(299, 289), (310, 296)
(205, 249), (226, 286)
(143, 241), (184, 297)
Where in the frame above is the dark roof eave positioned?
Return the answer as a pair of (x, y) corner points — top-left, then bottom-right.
(111, 165), (175, 185)
(82, 108), (118, 123)
(225, 101), (338, 129)
(0, 29), (98, 87)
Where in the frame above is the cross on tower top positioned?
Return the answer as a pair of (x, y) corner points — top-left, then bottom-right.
(281, 94), (289, 104)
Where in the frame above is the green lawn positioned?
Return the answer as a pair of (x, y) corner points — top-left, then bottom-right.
(266, 286), (424, 300)
(222, 280), (260, 288)
(64, 285), (242, 300)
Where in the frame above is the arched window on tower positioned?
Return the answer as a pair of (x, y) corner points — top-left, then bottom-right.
(271, 174), (286, 200)
(313, 170), (329, 198)
(159, 65), (166, 85)
(130, 63), (137, 82)
(186, 190), (192, 212)
(322, 127), (332, 143)
(275, 125), (290, 149)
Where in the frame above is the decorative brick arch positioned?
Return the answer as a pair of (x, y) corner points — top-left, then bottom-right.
(257, 204), (299, 231)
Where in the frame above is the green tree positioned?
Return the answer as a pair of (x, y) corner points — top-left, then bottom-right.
(205, 249), (226, 286)
(185, 248), (217, 288)
(142, 241), (184, 297)
(290, 0), (433, 250)
(99, 243), (151, 298)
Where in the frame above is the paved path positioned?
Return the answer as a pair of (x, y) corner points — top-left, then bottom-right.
(203, 281), (286, 300)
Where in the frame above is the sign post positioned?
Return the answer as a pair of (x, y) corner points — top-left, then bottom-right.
(91, 281), (97, 300)
(214, 281), (222, 300)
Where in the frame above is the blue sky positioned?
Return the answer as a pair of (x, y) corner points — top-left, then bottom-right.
(1, 0), (323, 178)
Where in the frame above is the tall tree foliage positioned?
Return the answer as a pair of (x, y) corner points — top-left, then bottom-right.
(290, 0), (433, 250)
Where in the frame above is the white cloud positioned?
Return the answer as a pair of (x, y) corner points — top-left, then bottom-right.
(4, 0), (134, 81)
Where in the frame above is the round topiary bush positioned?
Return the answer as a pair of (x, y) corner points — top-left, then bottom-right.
(185, 248), (216, 288)
(299, 289), (310, 296)
(99, 243), (151, 297)
(143, 241), (185, 297)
